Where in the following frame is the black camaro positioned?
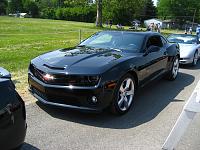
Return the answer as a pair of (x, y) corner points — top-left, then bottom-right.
(28, 31), (180, 115)
(0, 67), (26, 149)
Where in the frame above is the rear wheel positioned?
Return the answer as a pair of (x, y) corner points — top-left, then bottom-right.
(191, 51), (198, 66)
(110, 74), (135, 115)
(165, 56), (179, 81)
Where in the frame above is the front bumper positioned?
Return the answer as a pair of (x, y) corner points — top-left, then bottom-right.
(28, 73), (113, 111)
(179, 58), (193, 64)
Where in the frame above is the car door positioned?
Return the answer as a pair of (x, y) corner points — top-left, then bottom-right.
(139, 35), (168, 84)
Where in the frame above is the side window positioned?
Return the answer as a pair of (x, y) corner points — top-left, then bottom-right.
(146, 36), (163, 48)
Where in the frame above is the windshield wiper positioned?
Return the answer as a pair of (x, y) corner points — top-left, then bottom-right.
(77, 45), (87, 48)
(107, 48), (122, 52)
(77, 45), (94, 49)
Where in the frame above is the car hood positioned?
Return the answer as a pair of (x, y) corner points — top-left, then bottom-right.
(179, 44), (197, 58)
(34, 47), (137, 74)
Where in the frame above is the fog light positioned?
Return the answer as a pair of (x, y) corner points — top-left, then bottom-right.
(91, 96), (98, 103)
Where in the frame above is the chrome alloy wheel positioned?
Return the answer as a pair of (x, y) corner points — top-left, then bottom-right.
(117, 78), (135, 111)
(193, 52), (198, 65)
(172, 57), (179, 78)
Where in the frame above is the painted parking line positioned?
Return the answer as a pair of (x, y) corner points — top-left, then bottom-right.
(25, 99), (37, 106)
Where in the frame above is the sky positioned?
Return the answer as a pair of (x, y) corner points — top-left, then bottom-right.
(153, 0), (158, 6)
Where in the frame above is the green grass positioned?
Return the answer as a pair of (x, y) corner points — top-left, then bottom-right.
(0, 16), (101, 94)
(0, 16), (101, 71)
(0, 16), (184, 97)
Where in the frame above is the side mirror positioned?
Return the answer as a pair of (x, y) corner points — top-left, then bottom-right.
(0, 67), (11, 79)
(144, 45), (160, 56)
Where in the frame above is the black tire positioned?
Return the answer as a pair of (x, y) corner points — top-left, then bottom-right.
(191, 51), (198, 66)
(110, 74), (136, 115)
(165, 56), (179, 81)
(13, 144), (23, 150)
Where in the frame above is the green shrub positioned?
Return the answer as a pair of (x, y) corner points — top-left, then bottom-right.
(43, 6), (96, 23)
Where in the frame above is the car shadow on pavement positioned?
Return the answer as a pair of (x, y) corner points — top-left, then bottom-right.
(20, 143), (39, 150)
(180, 61), (200, 70)
(36, 72), (194, 129)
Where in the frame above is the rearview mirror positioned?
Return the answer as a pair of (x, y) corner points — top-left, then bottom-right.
(0, 67), (11, 79)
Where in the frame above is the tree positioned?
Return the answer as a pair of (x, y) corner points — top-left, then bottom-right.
(63, 0), (89, 7)
(102, 0), (147, 25)
(96, 0), (103, 27)
(157, 0), (200, 24)
(23, 0), (39, 17)
(140, 0), (157, 21)
(8, 0), (23, 13)
(0, 0), (7, 15)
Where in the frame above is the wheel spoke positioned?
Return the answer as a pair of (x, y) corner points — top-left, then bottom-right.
(118, 96), (124, 108)
(124, 96), (129, 109)
(126, 90), (134, 96)
(125, 79), (132, 90)
(172, 58), (179, 77)
(120, 85), (125, 93)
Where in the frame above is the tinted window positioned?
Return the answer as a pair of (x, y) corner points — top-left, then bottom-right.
(146, 36), (163, 48)
(80, 32), (145, 52)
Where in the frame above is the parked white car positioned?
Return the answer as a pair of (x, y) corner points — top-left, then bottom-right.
(168, 34), (200, 66)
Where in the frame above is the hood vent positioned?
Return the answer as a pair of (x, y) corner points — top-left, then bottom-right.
(43, 64), (65, 70)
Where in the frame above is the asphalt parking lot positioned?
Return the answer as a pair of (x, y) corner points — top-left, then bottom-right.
(22, 62), (200, 150)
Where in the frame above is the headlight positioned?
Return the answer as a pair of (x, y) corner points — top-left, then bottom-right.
(43, 73), (54, 81)
(42, 74), (100, 86)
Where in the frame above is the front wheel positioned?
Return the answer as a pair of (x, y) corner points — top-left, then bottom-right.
(191, 51), (198, 66)
(165, 56), (179, 81)
(110, 74), (135, 115)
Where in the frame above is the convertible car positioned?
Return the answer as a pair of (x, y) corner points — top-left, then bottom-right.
(0, 67), (26, 149)
(167, 34), (200, 66)
(28, 31), (180, 115)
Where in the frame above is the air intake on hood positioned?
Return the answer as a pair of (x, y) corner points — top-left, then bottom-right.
(43, 64), (65, 70)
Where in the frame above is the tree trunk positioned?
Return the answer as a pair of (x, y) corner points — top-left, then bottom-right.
(96, 0), (103, 27)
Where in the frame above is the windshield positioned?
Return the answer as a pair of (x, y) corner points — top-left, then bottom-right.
(79, 32), (144, 52)
(168, 34), (197, 44)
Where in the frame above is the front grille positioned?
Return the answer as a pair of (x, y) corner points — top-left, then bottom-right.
(32, 87), (81, 106)
(32, 87), (47, 100)
(29, 63), (45, 82)
(29, 63), (99, 87)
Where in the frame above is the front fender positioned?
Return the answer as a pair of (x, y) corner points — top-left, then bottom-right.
(100, 59), (138, 88)
(166, 43), (180, 56)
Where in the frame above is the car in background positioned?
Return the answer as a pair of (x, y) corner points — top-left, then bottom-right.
(167, 34), (200, 66)
(0, 67), (26, 150)
(28, 31), (179, 115)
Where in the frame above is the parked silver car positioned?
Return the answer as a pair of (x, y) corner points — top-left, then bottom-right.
(167, 34), (200, 66)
